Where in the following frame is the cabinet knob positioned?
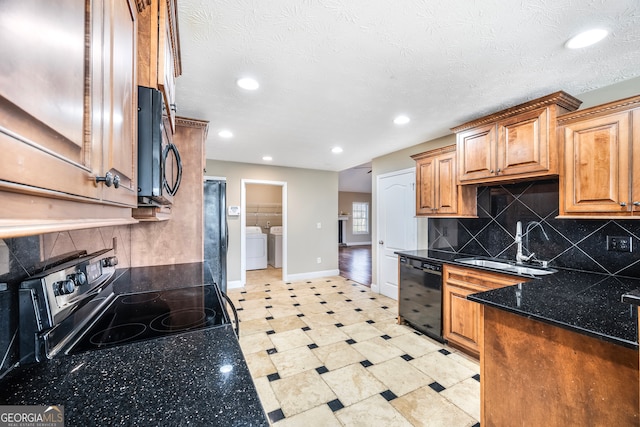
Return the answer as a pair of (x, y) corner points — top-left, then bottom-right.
(169, 104), (177, 113)
(490, 169), (494, 173)
(378, 240), (384, 245)
(633, 201), (640, 207)
(96, 172), (120, 189)
(620, 202), (627, 207)
(496, 168), (501, 173)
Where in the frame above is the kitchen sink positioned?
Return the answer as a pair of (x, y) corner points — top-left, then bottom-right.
(455, 258), (556, 276)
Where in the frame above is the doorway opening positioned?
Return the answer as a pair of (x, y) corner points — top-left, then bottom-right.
(339, 245), (372, 286)
(241, 179), (287, 285)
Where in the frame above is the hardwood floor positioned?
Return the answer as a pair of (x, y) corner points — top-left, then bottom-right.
(338, 244), (372, 286)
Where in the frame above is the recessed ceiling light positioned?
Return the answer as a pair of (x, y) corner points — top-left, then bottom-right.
(218, 130), (233, 138)
(332, 147), (343, 154)
(565, 28), (608, 49)
(262, 156), (272, 161)
(237, 77), (260, 90)
(394, 115), (410, 125)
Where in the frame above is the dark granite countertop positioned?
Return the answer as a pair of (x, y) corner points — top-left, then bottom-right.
(396, 249), (640, 349)
(0, 325), (268, 426)
(0, 263), (268, 427)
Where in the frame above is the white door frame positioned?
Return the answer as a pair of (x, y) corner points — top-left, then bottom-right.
(240, 179), (288, 285)
(373, 167), (417, 295)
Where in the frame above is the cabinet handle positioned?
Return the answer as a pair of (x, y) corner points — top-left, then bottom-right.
(96, 171), (120, 189)
(620, 202), (627, 207)
(633, 201), (640, 206)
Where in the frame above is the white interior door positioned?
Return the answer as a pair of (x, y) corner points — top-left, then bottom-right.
(377, 169), (417, 299)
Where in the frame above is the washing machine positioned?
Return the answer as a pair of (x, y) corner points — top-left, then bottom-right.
(268, 226), (283, 268)
(246, 226), (267, 270)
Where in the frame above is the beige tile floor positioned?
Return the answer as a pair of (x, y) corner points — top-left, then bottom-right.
(229, 267), (480, 426)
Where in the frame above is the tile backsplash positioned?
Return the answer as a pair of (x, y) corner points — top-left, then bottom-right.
(0, 226), (131, 378)
(429, 180), (640, 278)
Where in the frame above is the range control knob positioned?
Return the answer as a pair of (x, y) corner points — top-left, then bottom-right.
(68, 272), (87, 287)
(102, 256), (119, 268)
(56, 279), (76, 295)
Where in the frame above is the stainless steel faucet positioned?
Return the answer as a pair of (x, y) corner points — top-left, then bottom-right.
(515, 221), (533, 264)
(515, 220), (550, 265)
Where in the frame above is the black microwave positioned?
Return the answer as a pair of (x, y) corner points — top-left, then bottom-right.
(137, 86), (182, 205)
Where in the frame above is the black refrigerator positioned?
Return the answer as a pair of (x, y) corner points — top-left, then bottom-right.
(204, 179), (228, 293)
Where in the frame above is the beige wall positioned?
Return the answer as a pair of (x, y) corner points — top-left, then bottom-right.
(338, 191), (372, 245)
(206, 160), (339, 284)
(577, 76), (640, 109)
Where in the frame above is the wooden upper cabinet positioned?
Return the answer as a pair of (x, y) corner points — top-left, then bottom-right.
(497, 107), (549, 177)
(137, 0), (181, 133)
(558, 95), (640, 217)
(453, 91), (582, 185)
(0, 0), (138, 238)
(100, 0), (137, 206)
(0, 0), (101, 201)
(633, 109), (640, 215)
(456, 124), (496, 182)
(412, 145), (476, 217)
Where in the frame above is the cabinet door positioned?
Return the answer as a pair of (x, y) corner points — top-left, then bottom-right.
(633, 109), (640, 215)
(157, 0), (177, 133)
(457, 124), (496, 183)
(416, 156), (436, 215)
(99, 0), (137, 207)
(444, 283), (482, 356)
(435, 151), (457, 214)
(562, 111), (631, 214)
(497, 107), (550, 177)
(443, 265), (522, 358)
(0, 0), (100, 201)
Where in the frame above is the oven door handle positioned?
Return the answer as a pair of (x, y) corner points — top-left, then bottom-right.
(221, 291), (239, 337)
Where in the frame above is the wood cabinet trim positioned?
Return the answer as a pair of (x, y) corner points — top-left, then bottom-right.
(451, 91), (582, 133)
(410, 144), (456, 160)
(557, 94), (640, 125)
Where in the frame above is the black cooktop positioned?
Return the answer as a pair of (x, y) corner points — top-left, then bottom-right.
(69, 283), (228, 354)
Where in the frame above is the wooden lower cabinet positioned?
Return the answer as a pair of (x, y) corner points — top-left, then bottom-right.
(481, 307), (638, 426)
(442, 264), (522, 357)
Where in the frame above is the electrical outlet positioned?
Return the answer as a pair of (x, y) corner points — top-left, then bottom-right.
(607, 236), (632, 252)
(317, 257), (322, 264)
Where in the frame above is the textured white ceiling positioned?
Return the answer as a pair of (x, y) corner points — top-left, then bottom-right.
(176, 0), (640, 173)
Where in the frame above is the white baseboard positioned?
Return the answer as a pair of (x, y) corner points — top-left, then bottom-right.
(370, 283), (380, 293)
(227, 280), (244, 290)
(344, 241), (372, 246)
(285, 269), (340, 282)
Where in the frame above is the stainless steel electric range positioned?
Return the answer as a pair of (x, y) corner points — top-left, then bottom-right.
(18, 249), (235, 365)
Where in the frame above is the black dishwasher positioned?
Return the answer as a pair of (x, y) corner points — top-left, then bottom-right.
(399, 256), (444, 342)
